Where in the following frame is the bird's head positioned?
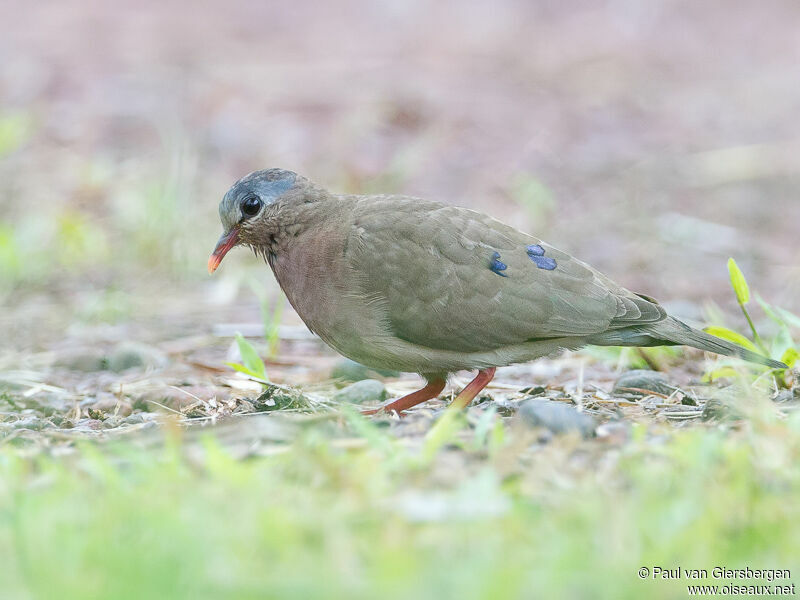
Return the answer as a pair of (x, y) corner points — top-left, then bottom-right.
(208, 168), (301, 273)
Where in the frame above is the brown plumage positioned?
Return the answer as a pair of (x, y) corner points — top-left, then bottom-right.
(209, 169), (785, 414)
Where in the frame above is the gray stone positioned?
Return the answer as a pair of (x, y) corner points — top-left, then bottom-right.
(331, 359), (400, 382)
(107, 342), (168, 373)
(702, 398), (741, 421)
(772, 390), (796, 404)
(519, 399), (596, 438)
(121, 413), (146, 425)
(332, 379), (388, 405)
(74, 418), (106, 431)
(12, 417), (45, 431)
(612, 370), (676, 397)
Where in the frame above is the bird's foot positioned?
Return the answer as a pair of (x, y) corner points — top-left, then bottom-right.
(361, 379), (446, 416)
(448, 367), (496, 409)
(360, 368), (497, 416)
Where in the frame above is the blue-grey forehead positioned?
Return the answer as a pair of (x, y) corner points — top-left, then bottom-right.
(245, 169), (297, 197)
(219, 170), (297, 229)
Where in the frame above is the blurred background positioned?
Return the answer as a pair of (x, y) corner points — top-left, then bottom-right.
(2, 5), (800, 596)
(1, 0), (799, 354)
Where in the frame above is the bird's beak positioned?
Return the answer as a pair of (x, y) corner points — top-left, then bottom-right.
(208, 226), (240, 274)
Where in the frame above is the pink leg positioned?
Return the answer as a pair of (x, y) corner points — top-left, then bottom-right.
(448, 368), (496, 409)
(361, 379), (447, 416)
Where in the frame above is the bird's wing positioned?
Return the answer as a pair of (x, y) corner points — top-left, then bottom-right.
(346, 196), (665, 353)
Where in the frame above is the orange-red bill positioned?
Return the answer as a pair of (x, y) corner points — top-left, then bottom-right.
(207, 227), (240, 274)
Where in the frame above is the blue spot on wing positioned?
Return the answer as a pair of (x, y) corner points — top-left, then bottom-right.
(489, 252), (508, 277)
(526, 244), (557, 270)
(530, 255), (557, 270)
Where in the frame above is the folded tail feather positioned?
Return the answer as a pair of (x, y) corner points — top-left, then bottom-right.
(588, 316), (786, 369)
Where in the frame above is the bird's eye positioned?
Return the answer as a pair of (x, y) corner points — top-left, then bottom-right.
(241, 195), (263, 217)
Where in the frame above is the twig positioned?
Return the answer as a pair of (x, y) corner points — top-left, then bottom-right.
(636, 348), (662, 371)
(145, 400), (183, 415)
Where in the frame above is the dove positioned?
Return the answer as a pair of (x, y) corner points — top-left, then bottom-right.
(209, 169), (785, 414)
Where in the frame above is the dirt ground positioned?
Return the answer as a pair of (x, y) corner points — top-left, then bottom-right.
(1, 0), (799, 438)
(2, 7), (800, 599)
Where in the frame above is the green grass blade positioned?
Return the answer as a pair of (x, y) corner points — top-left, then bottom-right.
(727, 258), (750, 305)
(704, 326), (760, 354)
(234, 333), (268, 381)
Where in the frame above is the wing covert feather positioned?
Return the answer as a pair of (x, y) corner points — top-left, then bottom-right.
(347, 197), (664, 353)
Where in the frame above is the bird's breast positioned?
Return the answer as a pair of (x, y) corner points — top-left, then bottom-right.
(268, 226), (370, 351)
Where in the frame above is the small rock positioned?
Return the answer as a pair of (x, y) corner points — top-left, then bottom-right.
(331, 359), (400, 382)
(702, 398), (741, 421)
(114, 401), (134, 417)
(121, 413), (146, 425)
(332, 379), (388, 405)
(519, 399), (596, 438)
(613, 370), (675, 397)
(54, 349), (108, 372)
(12, 417), (45, 431)
(106, 416), (127, 428)
(772, 390), (795, 404)
(74, 418), (105, 431)
(107, 342), (168, 373)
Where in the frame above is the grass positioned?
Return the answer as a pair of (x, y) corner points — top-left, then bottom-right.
(0, 147), (226, 290)
(1, 250), (794, 598)
(3, 9), (800, 598)
(0, 133), (796, 598)
(1, 396), (798, 600)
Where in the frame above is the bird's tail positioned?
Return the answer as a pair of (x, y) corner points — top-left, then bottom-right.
(642, 317), (786, 369)
(588, 316), (786, 368)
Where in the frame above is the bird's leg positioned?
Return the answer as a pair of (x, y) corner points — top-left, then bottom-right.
(448, 368), (496, 409)
(361, 379), (446, 416)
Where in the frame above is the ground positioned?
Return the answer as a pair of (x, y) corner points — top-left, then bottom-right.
(1, 1), (800, 598)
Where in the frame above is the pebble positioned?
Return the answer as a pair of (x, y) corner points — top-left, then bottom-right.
(332, 379), (388, 405)
(330, 359), (400, 382)
(612, 370), (675, 397)
(12, 417), (45, 431)
(74, 418), (106, 431)
(702, 398), (741, 421)
(772, 390), (796, 404)
(519, 399), (596, 438)
(121, 413), (147, 425)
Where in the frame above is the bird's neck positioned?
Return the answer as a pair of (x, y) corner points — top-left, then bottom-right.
(263, 193), (352, 258)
